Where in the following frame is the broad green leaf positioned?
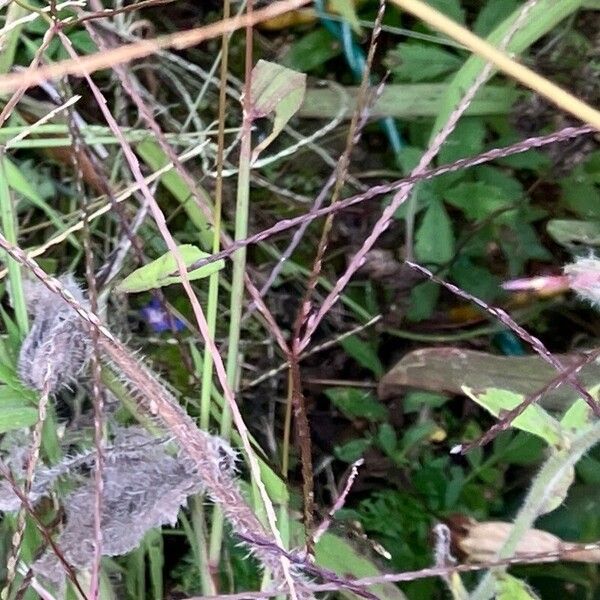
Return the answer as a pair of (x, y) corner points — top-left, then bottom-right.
(334, 438), (372, 462)
(312, 530), (407, 600)
(496, 146), (551, 170)
(497, 432), (545, 466)
(547, 219), (600, 247)
(496, 574), (540, 600)
(439, 118), (485, 163)
(559, 173), (600, 219)
(444, 182), (514, 221)
(282, 29), (341, 72)
(415, 197), (454, 264)
(117, 245), (224, 293)
(325, 388), (388, 422)
(0, 386), (31, 404)
(399, 422), (438, 453)
(0, 363), (22, 389)
(0, 399), (37, 432)
(451, 256), (500, 301)
(406, 281), (439, 321)
(136, 140), (213, 250)
(462, 386), (563, 447)
(56, 30), (96, 58)
(340, 335), (383, 377)
(474, 0), (520, 36)
(376, 423), (397, 455)
(393, 180), (438, 220)
(397, 146), (424, 173)
(431, 0), (585, 138)
(475, 165), (524, 198)
(403, 391), (449, 413)
(249, 60), (306, 159)
(560, 394), (596, 432)
(386, 43), (462, 82)
(499, 218), (552, 276)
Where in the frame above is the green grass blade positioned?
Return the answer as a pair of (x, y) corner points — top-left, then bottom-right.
(300, 84), (524, 119)
(0, 3), (28, 75)
(431, 0), (585, 138)
(0, 156), (28, 335)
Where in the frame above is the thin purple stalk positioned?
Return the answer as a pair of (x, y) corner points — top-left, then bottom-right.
(312, 458), (364, 545)
(458, 349), (600, 453)
(184, 126), (594, 274)
(405, 261), (600, 417)
(0, 459), (87, 599)
(54, 30), (301, 595)
(300, 0), (546, 350)
(181, 542), (600, 599)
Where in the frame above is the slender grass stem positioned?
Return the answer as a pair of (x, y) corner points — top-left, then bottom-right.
(390, 0), (600, 129)
(208, 89), (253, 581)
(0, 2), (28, 75)
(199, 0), (231, 590)
(0, 156), (28, 335)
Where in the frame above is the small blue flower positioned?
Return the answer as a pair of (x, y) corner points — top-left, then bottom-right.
(140, 296), (185, 333)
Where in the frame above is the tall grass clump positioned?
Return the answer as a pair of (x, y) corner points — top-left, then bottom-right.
(0, 1), (599, 599)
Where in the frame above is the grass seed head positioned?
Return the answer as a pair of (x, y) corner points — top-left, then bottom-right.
(18, 275), (92, 392)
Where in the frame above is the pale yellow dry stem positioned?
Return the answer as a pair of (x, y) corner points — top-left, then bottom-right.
(0, 143), (208, 281)
(0, 0), (311, 94)
(390, 0), (600, 131)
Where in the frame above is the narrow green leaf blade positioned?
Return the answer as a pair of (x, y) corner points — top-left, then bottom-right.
(431, 0), (584, 139)
(339, 335), (384, 377)
(547, 219), (600, 248)
(4, 158), (70, 237)
(386, 43), (462, 82)
(117, 245), (224, 293)
(0, 394), (37, 433)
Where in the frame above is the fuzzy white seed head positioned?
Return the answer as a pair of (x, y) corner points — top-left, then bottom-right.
(564, 255), (600, 308)
(18, 275), (92, 392)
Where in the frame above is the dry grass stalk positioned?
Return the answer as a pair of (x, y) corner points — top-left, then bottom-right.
(0, 237), (311, 596)
(0, 0), (311, 94)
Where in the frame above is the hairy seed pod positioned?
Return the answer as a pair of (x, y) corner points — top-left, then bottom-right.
(33, 428), (205, 587)
(18, 275), (92, 392)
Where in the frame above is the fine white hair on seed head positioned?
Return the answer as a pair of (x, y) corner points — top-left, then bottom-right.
(18, 275), (92, 393)
(564, 254), (600, 308)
